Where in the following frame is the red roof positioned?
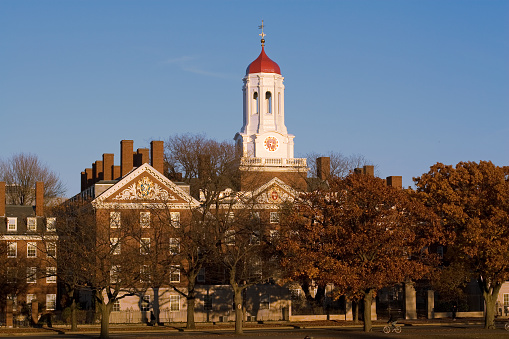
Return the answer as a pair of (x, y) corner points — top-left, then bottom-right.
(246, 46), (281, 75)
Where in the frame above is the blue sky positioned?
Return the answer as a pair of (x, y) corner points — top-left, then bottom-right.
(1, 0), (508, 196)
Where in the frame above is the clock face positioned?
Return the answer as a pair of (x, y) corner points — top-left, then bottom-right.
(264, 137), (278, 152)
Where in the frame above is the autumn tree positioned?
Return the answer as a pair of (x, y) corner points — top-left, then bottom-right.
(0, 153), (66, 205)
(414, 161), (509, 329)
(278, 173), (442, 332)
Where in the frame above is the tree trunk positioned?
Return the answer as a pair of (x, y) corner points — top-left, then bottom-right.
(234, 286), (243, 335)
(478, 279), (502, 329)
(363, 289), (373, 332)
(70, 297), (77, 331)
(186, 295), (196, 329)
(353, 300), (359, 323)
(99, 302), (113, 339)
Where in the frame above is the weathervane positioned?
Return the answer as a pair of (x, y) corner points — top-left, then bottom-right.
(258, 20), (266, 46)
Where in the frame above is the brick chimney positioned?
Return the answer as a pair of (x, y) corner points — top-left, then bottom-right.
(103, 153), (114, 180)
(198, 154), (211, 180)
(95, 160), (104, 181)
(35, 182), (44, 217)
(363, 165), (374, 177)
(113, 166), (121, 180)
(386, 176), (402, 189)
(0, 182), (5, 217)
(316, 157), (330, 180)
(85, 168), (93, 187)
(134, 148), (150, 167)
(121, 140), (134, 177)
(81, 172), (87, 191)
(150, 141), (164, 174)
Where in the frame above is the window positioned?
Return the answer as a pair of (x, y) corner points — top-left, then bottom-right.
(225, 230), (235, 246)
(46, 294), (56, 310)
(140, 265), (151, 283)
(7, 242), (17, 258)
(46, 217), (56, 232)
(270, 212), (280, 223)
(46, 267), (57, 283)
(170, 266), (180, 283)
(27, 242), (37, 258)
(197, 268), (205, 283)
(250, 231), (260, 245)
(251, 212), (260, 221)
(140, 238), (150, 255)
(7, 294), (17, 311)
(7, 267), (16, 283)
(113, 300), (120, 312)
(110, 265), (120, 283)
(169, 295), (180, 311)
(27, 267), (37, 283)
(269, 229), (279, 242)
(169, 238), (180, 255)
(27, 217), (37, 231)
(253, 92), (259, 114)
(111, 238), (120, 255)
(504, 293), (509, 306)
(266, 91), (272, 113)
(141, 295), (150, 311)
(437, 246), (444, 259)
(140, 212), (150, 228)
(47, 242), (57, 258)
(203, 295), (212, 311)
(27, 294), (36, 305)
(226, 211), (235, 222)
(110, 212), (121, 228)
(170, 212), (180, 228)
(7, 217), (17, 231)
(260, 294), (270, 309)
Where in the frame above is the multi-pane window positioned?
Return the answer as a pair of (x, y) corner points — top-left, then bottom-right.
(7, 294), (17, 311)
(26, 294), (36, 305)
(170, 266), (180, 283)
(110, 212), (121, 228)
(169, 238), (180, 255)
(46, 294), (56, 310)
(113, 300), (120, 312)
(140, 212), (150, 228)
(226, 211), (235, 222)
(225, 230), (235, 246)
(27, 242), (37, 258)
(111, 238), (120, 255)
(7, 217), (17, 231)
(269, 212), (280, 223)
(140, 265), (151, 283)
(110, 265), (120, 283)
(250, 231), (260, 245)
(46, 267), (57, 283)
(140, 238), (150, 255)
(46, 217), (56, 232)
(141, 295), (150, 311)
(170, 212), (180, 228)
(7, 242), (17, 258)
(27, 217), (37, 231)
(169, 295), (180, 311)
(47, 242), (57, 258)
(269, 229), (279, 242)
(504, 293), (509, 306)
(27, 267), (37, 283)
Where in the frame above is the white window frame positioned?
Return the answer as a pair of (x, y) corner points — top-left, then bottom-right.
(111, 238), (120, 255)
(113, 299), (120, 312)
(169, 295), (180, 311)
(140, 212), (150, 228)
(27, 217), (37, 232)
(225, 229), (235, 246)
(170, 212), (180, 228)
(140, 238), (150, 255)
(270, 212), (279, 223)
(141, 295), (150, 312)
(7, 294), (17, 311)
(46, 217), (56, 232)
(110, 211), (121, 228)
(27, 267), (37, 283)
(504, 293), (509, 306)
(140, 265), (151, 283)
(169, 238), (180, 255)
(27, 294), (36, 305)
(7, 217), (17, 232)
(47, 242), (57, 258)
(110, 265), (120, 284)
(7, 242), (17, 258)
(46, 267), (57, 283)
(27, 242), (37, 258)
(46, 294), (56, 310)
(170, 265), (180, 283)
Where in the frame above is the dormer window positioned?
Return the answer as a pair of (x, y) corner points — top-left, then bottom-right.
(27, 218), (37, 232)
(7, 218), (17, 232)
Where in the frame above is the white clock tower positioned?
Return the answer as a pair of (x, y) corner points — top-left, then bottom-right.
(234, 25), (307, 182)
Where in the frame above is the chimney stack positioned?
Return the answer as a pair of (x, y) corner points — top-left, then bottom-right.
(386, 176), (402, 189)
(0, 182), (5, 217)
(121, 140), (134, 177)
(316, 157), (331, 180)
(85, 168), (93, 187)
(363, 165), (374, 177)
(103, 153), (114, 180)
(113, 166), (121, 179)
(35, 182), (44, 217)
(81, 172), (87, 191)
(134, 148), (150, 167)
(150, 141), (164, 174)
(95, 160), (104, 181)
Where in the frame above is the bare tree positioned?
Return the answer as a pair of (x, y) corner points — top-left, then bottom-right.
(0, 153), (66, 205)
(306, 151), (374, 179)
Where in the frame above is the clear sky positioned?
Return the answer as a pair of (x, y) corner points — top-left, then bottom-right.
(1, 0), (508, 197)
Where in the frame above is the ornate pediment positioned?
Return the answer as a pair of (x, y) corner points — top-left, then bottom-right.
(113, 176), (177, 201)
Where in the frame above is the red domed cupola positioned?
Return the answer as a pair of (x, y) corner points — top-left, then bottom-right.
(246, 45), (281, 75)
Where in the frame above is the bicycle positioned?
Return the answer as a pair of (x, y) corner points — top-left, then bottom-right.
(383, 323), (402, 334)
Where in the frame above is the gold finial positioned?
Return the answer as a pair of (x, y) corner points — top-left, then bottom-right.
(258, 20), (266, 46)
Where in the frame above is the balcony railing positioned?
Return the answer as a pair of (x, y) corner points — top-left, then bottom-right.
(240, 157), (307, 168)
